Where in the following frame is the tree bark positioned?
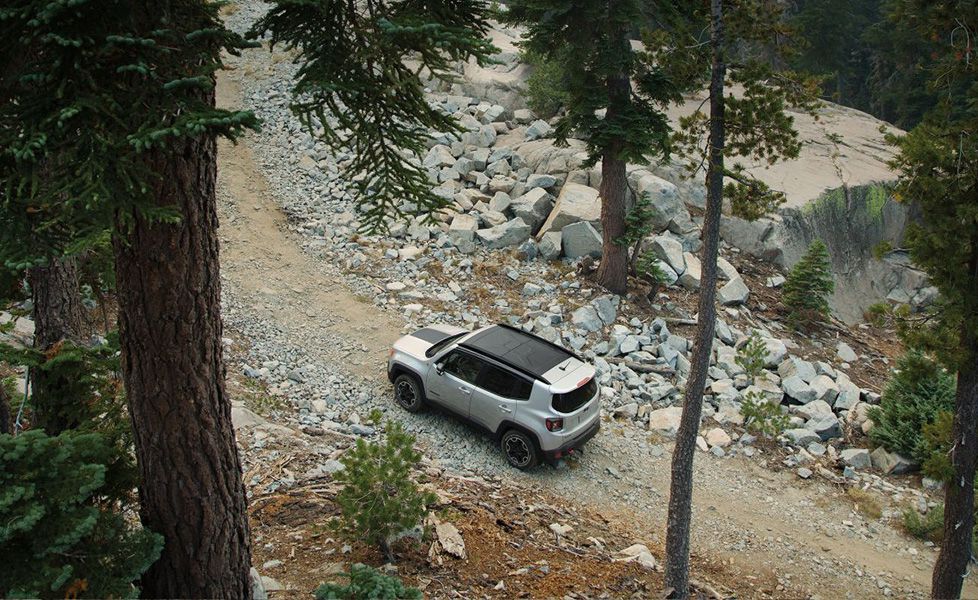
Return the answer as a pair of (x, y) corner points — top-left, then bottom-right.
(0, 383), (11, 435)
(594, 11), (631, 296)
(931, 247), (978, 600)
(664, 1), (725, 597)
(28, 256), (86, 435)
(113, 90), (252, 598)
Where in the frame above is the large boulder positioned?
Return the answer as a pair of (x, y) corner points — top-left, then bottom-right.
(648, 406), (684, 433)
(778, 357), (816, 383)
(783, 375), (817, 404)
(562, 222), (603, 259)
(678, 252), (702, 290)
(423, 144), (456, 168)
(719, 277), (749, 306)
(870, 447), (916, 475)
(525, 119), (552, 140)
(810, 374), (841, 405)
(538, 231), (562, 260)
(475, 218), (531, 249)
(626, 170), (693, 233)
(537, 183), (601, 235)
(649, 236), (686, 275)
(448, 213), (479, 242)
(510, 188), (554, 231)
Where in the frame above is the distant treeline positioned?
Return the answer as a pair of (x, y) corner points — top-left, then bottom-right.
(788, 0), (940, 129)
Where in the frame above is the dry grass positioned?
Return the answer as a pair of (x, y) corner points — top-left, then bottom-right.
(846, 487), (884, 520)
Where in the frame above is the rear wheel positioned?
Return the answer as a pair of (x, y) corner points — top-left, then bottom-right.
(501, 429), (540, 470)
(393, 374), (425, 413)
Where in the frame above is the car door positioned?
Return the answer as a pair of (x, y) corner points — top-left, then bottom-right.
(470, 362), (532, 433)
(425, 349), (485, 416)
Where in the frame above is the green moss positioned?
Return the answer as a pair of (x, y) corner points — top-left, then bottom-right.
(802, 182), (893, 222)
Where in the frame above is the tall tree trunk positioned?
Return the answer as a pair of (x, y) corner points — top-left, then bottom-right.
(664, 0), (725, 597)
(113, 89), (252, 598)
(0, 383), (11, 435)
(932, 247), (978, 600)
(28, 256), (86, 435)
(594, 35), (631, 296)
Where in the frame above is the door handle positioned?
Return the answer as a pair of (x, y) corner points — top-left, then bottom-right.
(498, 404), (512, 413)
(458, 386), (472, 395)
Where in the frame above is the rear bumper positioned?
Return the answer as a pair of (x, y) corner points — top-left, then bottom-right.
(543, 419), (600, 463)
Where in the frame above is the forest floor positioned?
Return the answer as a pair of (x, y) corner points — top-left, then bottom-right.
(211, 13), (975, 599)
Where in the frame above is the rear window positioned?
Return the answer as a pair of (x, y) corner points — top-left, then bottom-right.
(552, 378), (597, 413)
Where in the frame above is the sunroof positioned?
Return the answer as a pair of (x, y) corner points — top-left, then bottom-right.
(461, 325), (573, 379)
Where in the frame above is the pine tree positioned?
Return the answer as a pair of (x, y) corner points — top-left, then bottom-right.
(662, 1), (820, 596)
(0, 430), (162, 599)
(884, 3), (978, 596)
(3, 1), (496, 595)
(332, 422), (436, 562)
(781, 239), (835, 323)
(250, 0), (497, 232)
(498, 0), (689, 294)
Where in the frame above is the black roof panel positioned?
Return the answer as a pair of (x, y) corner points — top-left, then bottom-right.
(460, 325), (575, 380)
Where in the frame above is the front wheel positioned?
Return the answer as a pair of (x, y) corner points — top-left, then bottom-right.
(501, 429), (540, 470)
(393, 373), (426, 413)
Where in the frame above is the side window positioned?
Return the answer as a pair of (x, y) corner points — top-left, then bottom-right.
(441, 351), (484, 384)
(479, 364), (533, 401)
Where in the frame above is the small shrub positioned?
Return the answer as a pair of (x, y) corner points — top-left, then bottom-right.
(919, 410), (956, 482)
(782, 239), (834, 324)
(845, 487), (883, 520)
(617, 193), (658, 272)
(872, 240), (893, 261)
(0, 430), (162, 599)
(741, 391), (789, 438)
(736, 331), (768, 378)
(332, 421), (436, 561)
(902, 504), (945, 543)
(868, 350), (955, 462)
(521, 50), (570, 118)
(314, 564), (421, 600)
(636, 250), (670, 301)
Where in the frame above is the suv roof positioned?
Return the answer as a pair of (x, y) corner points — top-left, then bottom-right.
(459, 324), (580, 384)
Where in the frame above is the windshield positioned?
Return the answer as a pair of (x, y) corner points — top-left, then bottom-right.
(425, 332), (467, 358)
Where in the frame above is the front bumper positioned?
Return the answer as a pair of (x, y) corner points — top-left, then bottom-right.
(543, 419), (600, 463)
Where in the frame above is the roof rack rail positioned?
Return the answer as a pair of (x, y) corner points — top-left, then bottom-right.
(495, 323), (583, 362)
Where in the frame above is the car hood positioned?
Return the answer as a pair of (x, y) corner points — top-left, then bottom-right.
(393, 324), (468, 359)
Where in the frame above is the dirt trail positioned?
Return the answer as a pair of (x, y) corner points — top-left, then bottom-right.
(216, 76), (402, 380)
(213, 72), (972, 599)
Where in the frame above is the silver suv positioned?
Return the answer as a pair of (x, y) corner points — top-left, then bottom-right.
(387, 323), (601, 469)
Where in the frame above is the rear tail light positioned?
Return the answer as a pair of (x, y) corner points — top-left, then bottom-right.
(545, 418), (564, 432)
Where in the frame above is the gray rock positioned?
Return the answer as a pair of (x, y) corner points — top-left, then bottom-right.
(488, 192), (512, 213)
(626, 170), (691, 233)
(513, 108), (536, 124)
(678, 252), (702, 290)
(837, 341), (858, 363)
(510, 188), (553, 231)
(251, 568), (268, 600)
(840, 448), (872, 469)
(448, 213), (479, 243)
(538, 231), (562, 260)
(423, 144), (456, 168)
(783, 375), (817, 404)
(649, 236), (686, 275)
(778, 357), (816, 383)
(475, 218), (531, 249)
(795, 399), (833, 421)
(808, 415), (842, 440)
(525, 119), (553, 140)
(810, 374), (840, 405)
(538, 183), (601, 234)
(593, 295), (618, 326)
(562, 222), (603, 259)
(797, 467), (813, 479)
(571, 306), (603, 332)
(761, 338), (788, 367)
(785, 428), (821, 446)
(522, 282), (543, 296)
(870, 447), (916, 475)
(719, 277), (749, 306)
(526, 174), (558, 189)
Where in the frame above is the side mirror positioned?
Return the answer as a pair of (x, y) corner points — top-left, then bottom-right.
(435, 363), (445, 375)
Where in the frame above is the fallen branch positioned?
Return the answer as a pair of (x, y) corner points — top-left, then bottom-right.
(605, 358), (676, 375)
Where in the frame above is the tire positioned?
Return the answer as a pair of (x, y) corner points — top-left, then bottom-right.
(393, 373), (425, 413)
(500, 429), (540, 470)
